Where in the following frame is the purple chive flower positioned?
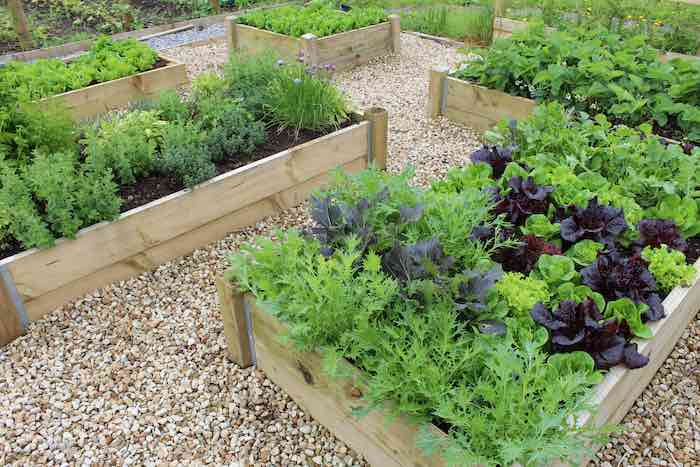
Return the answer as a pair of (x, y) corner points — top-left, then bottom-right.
(276, 59), (285, 66)
(293, 78), (302, 85)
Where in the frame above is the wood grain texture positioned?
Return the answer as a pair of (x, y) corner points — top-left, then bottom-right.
(251, 300), (446, 467)
(364, 107), (388, 170)
(0, 277), (23, 347)
(442, 77), (536, 132)
(316, 22), (393, 72)
(0, 118), (374, 331)
(426, 66), (448, 119)
(232, 23), (301, 61)
(22, 155), (368, 322)
(217, 278), (253, 367)
(241, 260), (700, 466)
(41, 57), (188, 120)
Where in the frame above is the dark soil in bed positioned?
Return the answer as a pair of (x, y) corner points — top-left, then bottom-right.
(0, 120), (354, 261)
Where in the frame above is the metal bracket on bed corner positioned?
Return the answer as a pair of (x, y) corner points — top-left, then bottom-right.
(243, 298), (257, 366)
(439, 74), (449, 116)
(366, 119), (375, 165)
(0, 264), (28, 330)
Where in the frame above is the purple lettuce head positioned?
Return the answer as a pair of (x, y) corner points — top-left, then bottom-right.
(531, 299), (649, 370)
(493, 176), (553, 226)
(635, 219), (687, 254)
(470, 145), (513, 179)
(498, 234), (562, 274)
(560, 198), (628, 247)
(581, 251), (665, 321)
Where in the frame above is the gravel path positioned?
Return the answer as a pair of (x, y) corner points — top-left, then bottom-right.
(145, 24), (226, 52)
(0, 33), (698, 466)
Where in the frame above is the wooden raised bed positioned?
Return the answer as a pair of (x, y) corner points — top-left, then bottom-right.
(0, 108), (389, 347)
(40, 54), (188, 121)
(492, 16), (700, 63)
(426, 66), (536, 132)
(226, 15), (401, 72)
(217, 255), (700, 466)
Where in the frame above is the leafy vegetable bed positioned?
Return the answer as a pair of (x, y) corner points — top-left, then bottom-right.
(236, 2), (387, 38)
(229, 3), (399, 72)
(226, 102), (700, 466)
(0, 52), (387, 346)
(452, 25), (700, 145)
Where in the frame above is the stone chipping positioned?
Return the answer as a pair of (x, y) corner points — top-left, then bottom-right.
(1, 33), (698, 466)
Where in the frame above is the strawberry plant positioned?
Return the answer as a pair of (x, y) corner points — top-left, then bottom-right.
(454, 25), (700, 143)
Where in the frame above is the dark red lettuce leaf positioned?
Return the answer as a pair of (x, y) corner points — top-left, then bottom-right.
(581, 251), (665, 321)
(470, 145), (513, 179)
(560, 198), (628, 247)
(531, 299), (644, 370)
(498, 234), (562, 274)
(635, 219), (688, 254)
(493, 176), (553, 226)
(623, 343), (649, 369)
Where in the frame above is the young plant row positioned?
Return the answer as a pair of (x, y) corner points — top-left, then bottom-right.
(0, 52), (350, 256)
(237, 1), (387, 37)
(0, 37), (158, 107)
(453, 25), (700, 144)
(227, 103), (699, 466)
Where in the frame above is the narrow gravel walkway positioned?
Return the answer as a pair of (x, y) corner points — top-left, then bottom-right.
(1, 34), (698, 467)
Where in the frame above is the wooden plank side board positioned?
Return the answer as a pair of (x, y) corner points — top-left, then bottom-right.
(0, 113), (383, 340)
(228, 261), (700, 466)
(250, 301), (446, 467)
(231, 23), (301, 61)
(435, 75), (536, 132)
(23, 155), (369, 322)
(316, 22), (393, 71)
(42, 57), (188, 120)
(228, 15), (399, 72)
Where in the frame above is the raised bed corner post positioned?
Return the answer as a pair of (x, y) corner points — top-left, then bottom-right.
(300, 33), (320, 67)
(0, 266), (27, 347)
(426, 66), (449, 120)
(364, 107), (389, 170)
(7, 0), (34, 51)
(226, 17), (238, 54)
(388, 14), (401, 54)
(493, 0), (505, 40)
(217, 276), (255, 368)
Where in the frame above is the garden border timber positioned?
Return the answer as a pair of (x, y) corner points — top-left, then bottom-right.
(491, 16), (700, 62)
(40, 54), (188, 121)
(0, 1), (302, 65)
(217, 255), (700, 467)
(426, 66), (536, 133)
(0, 107), (389, 347)
(226, 15), (401, 72)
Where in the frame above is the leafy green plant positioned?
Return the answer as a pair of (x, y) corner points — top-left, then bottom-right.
(642, 245), (697, 292)
(495, 271), (550, 315)
(0, 37), (158, 106)
(603, 297), (652, 339)
(237, 2), (387, 38)
(157, 121), (215, 188)
(455, 26), (700, 143)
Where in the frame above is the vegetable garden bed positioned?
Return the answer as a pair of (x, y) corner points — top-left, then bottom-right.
(219, 99), (700, 465)
(218, 269), (700, 466)
(427, 66), (536, 133)
(0, 105), (389, 348)
(44, 54), (187, 120)
(226, 6), (400, 72)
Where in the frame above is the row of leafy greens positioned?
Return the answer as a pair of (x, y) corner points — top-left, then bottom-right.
(452, 24), (700, 144)
(227, 102), (699, 466)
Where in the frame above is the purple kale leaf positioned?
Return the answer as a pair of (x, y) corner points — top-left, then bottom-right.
(635, 219), (688, 254)
(454, 264), (503, 316)
(498, 234), (562, 274)
(309, 196), (375, 257)
(493, 176), (553, 226)
(470, 145), (513, 178)
(581, 251), (665, 321)
(531, 299), (648, 370)
(382, 238), (455, 282)
(560, 198), (628, 247)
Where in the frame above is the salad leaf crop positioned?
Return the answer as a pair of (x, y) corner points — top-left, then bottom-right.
(642, 245), (697, 292)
